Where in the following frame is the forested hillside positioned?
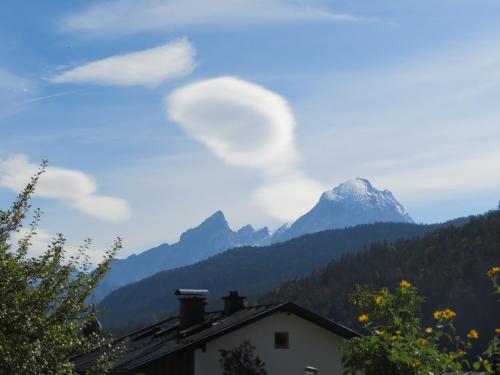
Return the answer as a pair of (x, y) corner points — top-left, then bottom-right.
(261, 210), (500, 352)
(100, 221), (450, 331)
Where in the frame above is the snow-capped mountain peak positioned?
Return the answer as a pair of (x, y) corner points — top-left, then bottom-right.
(322, 178), (374, 202)
(273, 178), (413, 242)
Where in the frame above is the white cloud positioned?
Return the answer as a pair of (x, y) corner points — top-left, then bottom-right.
(167, 77), (297, 171)
(71, 195), (131, 223)
(61, 0), (372, 35)
(375, 145), (500, 203)
(167, 76), (324, 221)
(10, 228), (54, 258)
(10, 228), (106, 264)
(0, 154), (131, 223)
(51, 39), (195, 87)
(253, 172), (324, 221)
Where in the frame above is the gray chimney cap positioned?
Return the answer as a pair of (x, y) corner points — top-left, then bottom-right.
(304, 366), (319, 374)
(175, 289), (209, 296)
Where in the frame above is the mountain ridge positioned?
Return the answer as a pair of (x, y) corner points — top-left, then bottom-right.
(97, 178), (412, 300)
(96, 210), (269, 300)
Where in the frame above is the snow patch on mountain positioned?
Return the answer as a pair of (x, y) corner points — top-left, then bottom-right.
(272, 178), (413, 243)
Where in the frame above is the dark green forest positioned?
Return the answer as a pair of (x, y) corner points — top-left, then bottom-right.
(260, 210), (500, 352)
(100, 221), (454, 331)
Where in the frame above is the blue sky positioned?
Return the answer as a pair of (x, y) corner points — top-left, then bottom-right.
(1, 0), (500, 259)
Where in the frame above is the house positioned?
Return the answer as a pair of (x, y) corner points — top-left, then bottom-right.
(74, 290), (359, 374)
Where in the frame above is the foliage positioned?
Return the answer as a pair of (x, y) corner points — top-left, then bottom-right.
(0, 163), (123, 375)
(342, 273), (500, 374)
(473, 267), (500, 373)
(219, 340), (267, 375)
(262, 211), (500, 354)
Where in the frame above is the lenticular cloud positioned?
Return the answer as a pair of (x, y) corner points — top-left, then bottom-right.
(167, 77), (324, 221)
(167, 77), (298, 171)
(52, 39), (195, 87)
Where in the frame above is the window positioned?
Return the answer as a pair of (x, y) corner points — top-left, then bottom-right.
(274, 332), (289, 349)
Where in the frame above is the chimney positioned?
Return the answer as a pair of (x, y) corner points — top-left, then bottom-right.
(222, 291), (246, 315)
(175, 289), (208, 329)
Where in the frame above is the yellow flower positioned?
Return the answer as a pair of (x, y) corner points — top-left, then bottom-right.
(380, 287), (389, 293)
(483, 359), (489, 366)
(375, 295), (384, 305)
(412, 360), (421, 368)
(395, 330), (401, 336)
(375, 329), (385, 336)
(425, 327), (433, 333)
(433, 309), (456, 320)
(358, 314), (369, 322)
(390, 335), (398, 341)
(442, 308), (456, 319)
(457, 350), (465, 356)
(495, 328), (500, 334)
(467, 329), (479, 339)
(433, 311), (443, 320)
(487, 266), (500, 277)
(417, 338), (428, 346)
(400, 280), (410, 289)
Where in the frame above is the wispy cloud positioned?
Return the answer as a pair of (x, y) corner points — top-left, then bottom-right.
(60, 0), (374, 35)
(24, 88), (92, 103)
(167, 76), (324, 221)
(0, 68), (36, 120)
(51, 39), (195, 87)
(375, 144), (500, 203)
(0, 154), (131, 223)
(10, 228), (106, 264)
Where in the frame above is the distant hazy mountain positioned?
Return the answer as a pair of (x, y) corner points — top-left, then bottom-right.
(96, 211), (269, 300)
(96, 178), (412, 300)
(272, 178), (413, 243)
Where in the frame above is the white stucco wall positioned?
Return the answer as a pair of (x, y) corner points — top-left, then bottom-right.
(194, 312), (345, 375)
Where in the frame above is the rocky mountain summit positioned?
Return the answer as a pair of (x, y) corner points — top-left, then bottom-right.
(97, 211), (269, 299)
(272, 178), (413, 242)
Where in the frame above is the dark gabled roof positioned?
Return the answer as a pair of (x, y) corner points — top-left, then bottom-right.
(73, 302), (359, 374)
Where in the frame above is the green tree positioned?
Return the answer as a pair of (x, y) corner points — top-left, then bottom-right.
(219, 340), (267, 375)
(475, 266), (500, 373)
(0, 163), (123, 375)
(342, 275), (500, 374)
